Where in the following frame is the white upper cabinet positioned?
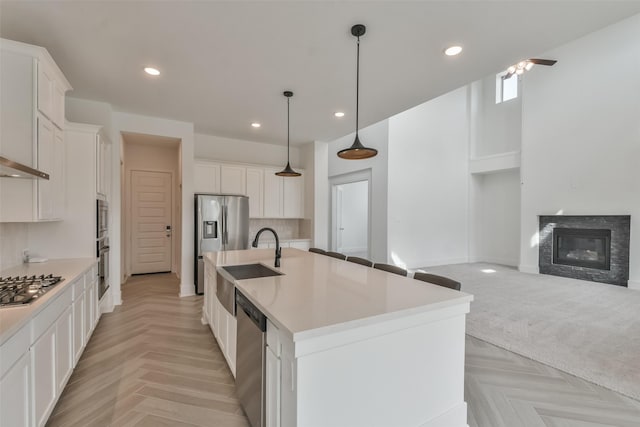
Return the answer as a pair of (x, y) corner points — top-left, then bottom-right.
(194, 162), (221, 194)
(0, 38), (71, 222)
(193, 160), (306, 219)
(283, 175), (304, 218)
(220, 164), (247, 195)
(246, 167), (264, 218)
(96, 132), (111, 198)
(263, 168), (284, 218)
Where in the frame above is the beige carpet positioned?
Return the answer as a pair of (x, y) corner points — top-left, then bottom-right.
(420, 263), (640, 401)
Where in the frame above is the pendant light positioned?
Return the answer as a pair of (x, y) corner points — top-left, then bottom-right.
(338, 24), (378, 160)
(276, 91), (301, 177)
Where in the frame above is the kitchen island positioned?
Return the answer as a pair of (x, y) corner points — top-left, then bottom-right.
(203, 248), (473, 427)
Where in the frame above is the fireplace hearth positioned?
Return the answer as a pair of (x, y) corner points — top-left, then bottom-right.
(539, 216), (630, 286)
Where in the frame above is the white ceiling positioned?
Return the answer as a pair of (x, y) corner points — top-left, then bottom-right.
(1, 1), (639, 146)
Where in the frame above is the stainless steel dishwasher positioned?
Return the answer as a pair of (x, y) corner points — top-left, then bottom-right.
(235, 290), (266, 427)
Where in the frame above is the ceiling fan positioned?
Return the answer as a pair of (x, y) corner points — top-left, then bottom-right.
(503, 58), (557, 79)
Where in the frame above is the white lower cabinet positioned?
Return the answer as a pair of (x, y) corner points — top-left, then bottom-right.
(72, 290), (85, 364)
(0, 352), (31, 427)
(32, 324), (57, 427)
(266, 340), (281, 427)
(0, 262), (98, 427)
(55, 306), (73, 392)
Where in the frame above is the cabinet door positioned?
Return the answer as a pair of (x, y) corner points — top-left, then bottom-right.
(283, 175), (304, 218)
(32, 324), (57, 427)
(73, 293), (85, 363)
(52, 127), (65, 219)
(266, 345), (281, 427)
(220, 165), (247, 195)
(246, 167), (264, 218)
(56, 306), (73, 392)
(37, 61), (54, 120)
(84, 283), (94, 342)
(52, 81), (66, 129)
(194, 162), (221, 193)
(37, 116), (55, 220)
(93, 279), (100, 325)
(264, 169), (283, 218)
(96, 135), (104, 196)
(215, 299), (227, 353)
(0, 352), (31, 427)
(227, 313), (237, 376)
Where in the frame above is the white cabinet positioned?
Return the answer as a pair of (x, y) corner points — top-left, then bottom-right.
(0, 38), (71, 223)
(283, 177), (304, 218)
(96, 132), (111, 198)
(204, 260), (236, 377)
(266, 320), (282, 427)
(194, 162), (221, 193)
(264, 168), (284, 218)
(220, 164), (247, 195)
(55, 306), (73, 392)
(0, 352), (31, 427)
(246, 167), (264, 218)
(84, 281), (95, 342)
(72, 289), (85, 364)
(32, 324), (57, 427)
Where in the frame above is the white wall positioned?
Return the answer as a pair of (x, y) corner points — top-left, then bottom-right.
(65, 97), (114, 141)
(473, 170), (521, 266)
(387, 87), (470, 269)
(519, 14), (640, 288)
(313, 141), (329, 249)
(470, 76), (522, 158)
(0, 223), (28, 270)
(195, 133), (301, 168)
(327, 121), (389, 263)
(113, 112), (195, 299)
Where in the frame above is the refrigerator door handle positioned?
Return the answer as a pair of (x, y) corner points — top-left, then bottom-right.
(223, 205), (229, 245)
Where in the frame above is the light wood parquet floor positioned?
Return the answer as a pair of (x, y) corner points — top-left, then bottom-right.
(47, 273), (640, 427)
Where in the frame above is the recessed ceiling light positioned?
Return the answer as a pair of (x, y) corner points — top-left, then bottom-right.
(444, 46), (463, 56)
(251, 122), (261, 128)
(334, 112), (345, 118)
(144, 67), (160, 76)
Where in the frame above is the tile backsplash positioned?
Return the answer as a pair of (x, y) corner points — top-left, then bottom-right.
(0, 223), (28, 271)
(249, 219), (309, 241)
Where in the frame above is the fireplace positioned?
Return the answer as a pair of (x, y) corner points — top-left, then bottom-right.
(539, 215), (630, 286)
(553, 228), (611, 270)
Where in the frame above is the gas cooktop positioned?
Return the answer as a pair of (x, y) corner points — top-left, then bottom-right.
(0, 274), (64, 307)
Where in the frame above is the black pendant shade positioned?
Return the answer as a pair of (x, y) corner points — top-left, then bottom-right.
(337, 24), (378, 160)
(276, 91), (301, 177)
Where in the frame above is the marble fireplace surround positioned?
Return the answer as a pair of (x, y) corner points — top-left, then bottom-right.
(539, 215), (631, 286)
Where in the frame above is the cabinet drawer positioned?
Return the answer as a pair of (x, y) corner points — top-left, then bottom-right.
(0, 325), (30, 378)
(31, 285), (72, 342)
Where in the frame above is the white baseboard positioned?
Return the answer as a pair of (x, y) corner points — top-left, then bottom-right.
(475, 257), (519, 267)
(99, 288), (115, 314)
(419, 402), (467, 427)
(410, 257), (469, 270)
(180, 283), (195, 297)
(518, 264), (539, 274)
(628, 279), (640, 290)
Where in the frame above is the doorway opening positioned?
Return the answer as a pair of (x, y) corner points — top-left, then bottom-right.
(330, 170), (371, 259)
(121, 132), (182, 282)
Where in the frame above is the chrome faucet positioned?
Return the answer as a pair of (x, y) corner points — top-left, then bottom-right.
(252, 227), (281, 268)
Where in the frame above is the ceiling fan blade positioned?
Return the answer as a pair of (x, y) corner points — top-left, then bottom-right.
(529, 58), (557, 66)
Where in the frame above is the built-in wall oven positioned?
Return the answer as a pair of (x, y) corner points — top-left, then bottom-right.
(97, 199), (110, 299)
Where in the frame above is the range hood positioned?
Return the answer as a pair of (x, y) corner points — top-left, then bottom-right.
(0, 156), (49, 179)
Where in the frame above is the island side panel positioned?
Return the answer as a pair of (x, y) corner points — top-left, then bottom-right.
(294, 311), (468, 427)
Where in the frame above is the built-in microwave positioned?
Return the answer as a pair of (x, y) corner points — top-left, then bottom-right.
(97, 199), (108, 239)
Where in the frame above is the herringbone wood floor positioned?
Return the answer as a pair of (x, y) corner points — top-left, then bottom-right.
(47, 274), (640, 427)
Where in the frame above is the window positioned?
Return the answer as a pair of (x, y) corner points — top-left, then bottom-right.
(496, 72), (518, 103)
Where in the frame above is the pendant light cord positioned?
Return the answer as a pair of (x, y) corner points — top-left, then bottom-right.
(287, 96), (291, 163)
(355, 35), (360, 137)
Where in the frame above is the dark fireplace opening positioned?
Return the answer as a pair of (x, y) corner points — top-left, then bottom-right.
(553, 228), (611, 270)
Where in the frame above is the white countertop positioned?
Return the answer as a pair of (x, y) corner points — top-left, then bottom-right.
(207, 249), (473, 341)
(0, 258), (97, 345)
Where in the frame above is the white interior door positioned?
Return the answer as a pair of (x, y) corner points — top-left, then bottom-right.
(334, 179), (369, 258)
(131, 170), (172, 274)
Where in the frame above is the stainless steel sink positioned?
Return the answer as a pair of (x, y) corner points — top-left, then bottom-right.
(217, 264), (283, 316)
(221, 263), (283, 280)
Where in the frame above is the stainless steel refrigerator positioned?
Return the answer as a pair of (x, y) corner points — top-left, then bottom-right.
(194, 194), (249, 294)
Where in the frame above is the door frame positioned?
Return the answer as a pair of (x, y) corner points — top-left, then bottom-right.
(329, 169), (372, 259)
(126, 168), (175, 277)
